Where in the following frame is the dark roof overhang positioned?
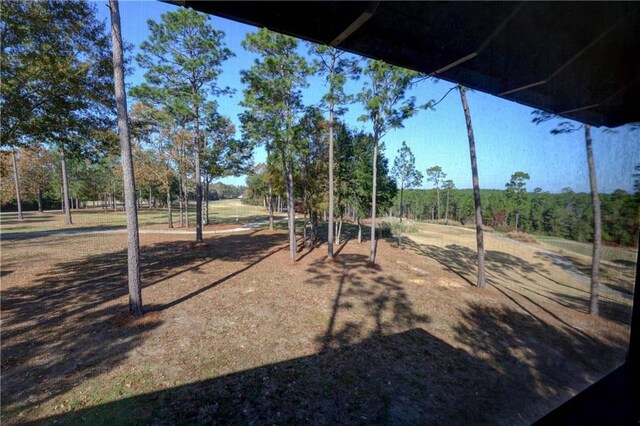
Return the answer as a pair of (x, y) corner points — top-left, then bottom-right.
(172, 1), (640, 128)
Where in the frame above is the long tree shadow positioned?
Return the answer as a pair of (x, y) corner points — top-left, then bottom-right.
(37, 300), (628, 425)
(0, 224), (128, 241)
(403, 238), (633, 325)
(304, 249), (430, 350)
(452, 302), (628, 423)
(0, 230), (286, 418)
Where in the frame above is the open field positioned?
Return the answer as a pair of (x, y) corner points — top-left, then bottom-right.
(0, 202), (634, 424)
(535, 235), (638, 265)
(0, 199), (282, 236)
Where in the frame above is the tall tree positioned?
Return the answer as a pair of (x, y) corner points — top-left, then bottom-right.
(241, 28), (313, 262)
(310, 45), (360, 258)
(296, 107), (329, 246)
(133, 7), (233, 243)
(19, 145), (56, 212)
(358, 60), (418, 264)
(442, 179), (455, 222)
(426, 166), (446, 220)
(505, 171), (530, 232)
(109, 0), (142, 316)
(130, 103), (177, 228)
(9, 147), (23, 220)
(239, 108), (278, 230)
(459, 86), (486, 289)
(336, 126), (397, 244)
(201, 105), (253, 224)
(391, 141), (423, 222)
(1, 0), (115, 225)
(532, 110), (602, 315)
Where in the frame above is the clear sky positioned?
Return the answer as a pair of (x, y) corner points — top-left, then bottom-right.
(96, 1), (639, 194)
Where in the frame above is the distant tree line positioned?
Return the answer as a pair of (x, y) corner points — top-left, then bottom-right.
(0, 147), (246, 210)
(393, 186), (639, 247)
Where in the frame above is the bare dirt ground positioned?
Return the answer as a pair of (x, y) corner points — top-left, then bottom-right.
(0, 221), (633, 425)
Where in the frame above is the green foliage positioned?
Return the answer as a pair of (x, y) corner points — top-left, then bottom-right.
(132, 7), (233, 121)
(240, 28), (314, 153)
(392, 186), (638, 247)
(357, 60), (419, 139)
(1, 0), (115, 157)
(296, 107), (329, 219)
(201, 105), (253, 179)
(392, 142), (423, 190)
(426, 166), (445, 189)
(505, 171), (530, 230)
(309, 45), (360, 117)
(337, 126), (397, 217)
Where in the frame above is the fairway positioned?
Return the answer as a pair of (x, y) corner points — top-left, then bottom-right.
(0, 199), (283, 236)
(536, 236), (638, 264)
(0, 217), (632, 424)
(3, 1), (638, 423)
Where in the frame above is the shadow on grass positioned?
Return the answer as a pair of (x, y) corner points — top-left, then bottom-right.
(0, 230), (287, 418)
(206, 214), (279, 226)
(0, 213), (57, 226)
(305, 251), (430, 351)
(403, 238), (633, 326)
(36, 300), (626, 425)
(0, 225), (128, 240)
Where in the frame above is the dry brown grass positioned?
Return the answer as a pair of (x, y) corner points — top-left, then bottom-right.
(0, 223), (633, 424)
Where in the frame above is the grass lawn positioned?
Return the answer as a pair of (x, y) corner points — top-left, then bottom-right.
(0, 207), (634, 424)
(535, 235), (637, 265)
(0, 199), (282, 235)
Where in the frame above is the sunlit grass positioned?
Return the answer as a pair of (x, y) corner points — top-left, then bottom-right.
(0, 199), (279, 234)
(536, 237), (637, 264)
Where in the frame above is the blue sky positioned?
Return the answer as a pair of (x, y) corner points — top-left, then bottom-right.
(96, 1), (639, 193)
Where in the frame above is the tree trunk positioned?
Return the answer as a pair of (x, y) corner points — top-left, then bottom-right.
(37, 188), (43, 213)
(436, 186), (440, 220)
(399, 184), (404, 223)
(194, 106), (203, 243)
(268, 181), (274, 230)
(167, 188), (173, 228)
(327, 84), (335, 257)
(445, 190), (450, 221)
(585, 124), (601, 316)
(60, 146), (73, 225)
(10, 147), (23, 221)
(185, 190), (190, 228)
(357, 216), (363, 244)
(204, 176), (210, 226)
(303, 212), (308, 248)
(370, 132), (379, 264)
(178, 174), (184, 227)
(109, 0), (142, 316)
(282, 151), (297, 262)
(266, 147), (274, 230)
(515, 211), (519, 232)
(459, 86), (486, 289)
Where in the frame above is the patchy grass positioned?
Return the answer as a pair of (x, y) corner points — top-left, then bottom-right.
(0, 218), (633, 425)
